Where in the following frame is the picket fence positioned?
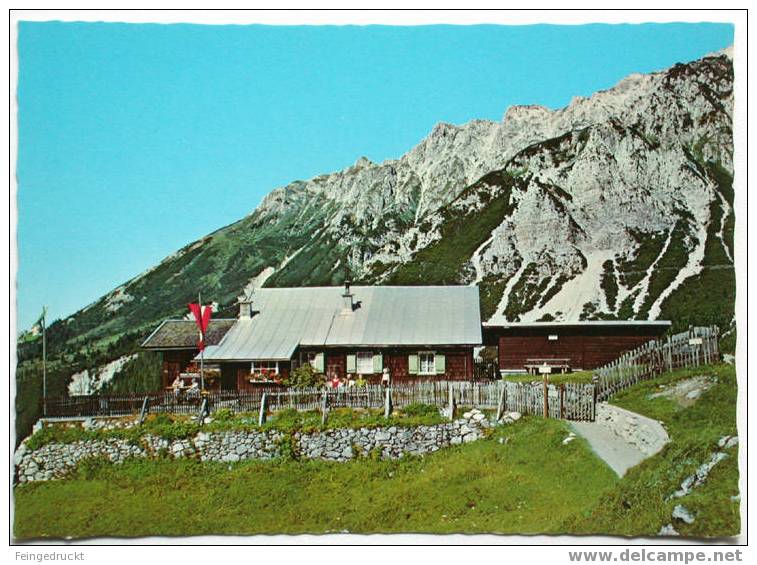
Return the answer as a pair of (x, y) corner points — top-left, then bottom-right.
(594, 325), (720, 401)
(42, 379), (596, 422)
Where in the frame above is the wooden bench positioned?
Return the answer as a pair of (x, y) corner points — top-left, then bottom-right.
(524, 358), (571, 375)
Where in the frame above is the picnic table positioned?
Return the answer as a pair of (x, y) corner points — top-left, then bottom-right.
(524, 358), (571, 375)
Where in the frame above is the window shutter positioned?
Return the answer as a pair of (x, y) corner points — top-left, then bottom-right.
(346, 354), (356, 373)
(372, 353), (383, 372)
(408, 354), (419, 375)
(314, 352), (325, 373)
(435, 354), (446, 375)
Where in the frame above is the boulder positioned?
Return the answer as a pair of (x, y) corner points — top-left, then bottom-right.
(672, 505), (695, 524)
(658, 524), (679, 536)
(718, 435), (739, 449)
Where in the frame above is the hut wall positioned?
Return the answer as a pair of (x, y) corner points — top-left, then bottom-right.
(496, 326), (668, 371)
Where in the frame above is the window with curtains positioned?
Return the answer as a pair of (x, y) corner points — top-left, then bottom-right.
(251, 361), (279, 375)
(419, 352), (436, 375)
(356, 351), (374, 374)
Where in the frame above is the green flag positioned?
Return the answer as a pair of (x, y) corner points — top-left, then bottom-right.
(21, 306), (47, 343)
(34, 306), (47, 328)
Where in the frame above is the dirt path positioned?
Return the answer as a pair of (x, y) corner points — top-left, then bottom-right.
(571, 403), (669, 477)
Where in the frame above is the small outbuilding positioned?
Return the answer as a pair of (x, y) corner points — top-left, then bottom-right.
(482, 320), (672, 374)
(141, 318), (236, 389)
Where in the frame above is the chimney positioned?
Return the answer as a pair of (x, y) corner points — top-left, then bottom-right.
(239, 295), (252, 319)
(341, 281), (354, 313)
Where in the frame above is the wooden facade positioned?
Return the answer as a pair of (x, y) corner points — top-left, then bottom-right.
(295, 347), (474, 383)
(160, 350), (199, 388)
(198, 347), (473, 391)
(484, 322), (671, 372)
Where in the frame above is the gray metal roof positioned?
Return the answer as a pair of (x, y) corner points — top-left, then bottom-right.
(201, 286), (482, 361)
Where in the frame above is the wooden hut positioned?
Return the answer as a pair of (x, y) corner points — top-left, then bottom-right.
(482, 320), (671, 374)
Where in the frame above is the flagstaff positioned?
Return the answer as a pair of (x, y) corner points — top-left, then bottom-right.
(199, 292), (204, 391)
(188, 295), (211, 393)
(41, 307), (47, 417)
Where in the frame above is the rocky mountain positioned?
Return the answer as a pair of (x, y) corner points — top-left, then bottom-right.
(15, 48), (734, 438)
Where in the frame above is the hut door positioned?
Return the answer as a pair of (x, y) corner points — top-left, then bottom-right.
(221, 364), (237, 391)
(326, 353), (346, 379)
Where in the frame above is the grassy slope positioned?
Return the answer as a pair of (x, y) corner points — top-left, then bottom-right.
(658, 163), (735, 342)
(14, 418), (617, 539)
(13, 364), (739, 539)
(563, 363), (739, 537)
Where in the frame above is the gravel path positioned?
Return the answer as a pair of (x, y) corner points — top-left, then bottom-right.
(571, 403), (669, 477)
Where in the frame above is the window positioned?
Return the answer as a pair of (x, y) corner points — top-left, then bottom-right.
(356, 352), (374, 374)
(305, 352), (318, 368)
(251, 361), (279, 375)
(419, 352), (436, 375)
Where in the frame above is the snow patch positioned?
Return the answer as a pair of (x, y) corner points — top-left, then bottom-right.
(68, 354), (138, 396)
(632, 230), (674, 314)
(242, 267), (276, 299)
(524, 250), (615, 321)
(488, 262), (528, 323)
(648, 220), (709, 320)
(104, 286), (134, 313)
(712, 186), (733, 263)
(470, 235), (495, 285)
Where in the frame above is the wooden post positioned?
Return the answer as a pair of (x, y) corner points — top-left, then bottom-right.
(198, 397), (209, 426)
(496, 383), (506, 422)
(138, 396), (149, 425)
(542, 374), (549, 418)
(666, 335), (673, 372)
(384, 387), (393, 419)
(592, 376), (598, 422)
(258, 392), (268, 426)
(321, 390), (328, 425)
(559, 384), (565, 420)
(448, 384), (456, 421)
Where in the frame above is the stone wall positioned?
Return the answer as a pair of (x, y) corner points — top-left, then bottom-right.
(15, 409), (508, 483)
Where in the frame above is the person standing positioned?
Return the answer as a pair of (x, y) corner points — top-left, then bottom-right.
(381, 367), (391, 387)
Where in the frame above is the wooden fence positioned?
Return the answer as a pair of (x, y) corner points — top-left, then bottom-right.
(472, 360), (499, 380)
(41, 379), (596, 421)
(594, 325), (720, 401)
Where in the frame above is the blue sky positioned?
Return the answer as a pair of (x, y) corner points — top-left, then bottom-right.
(16, 22), (734, 329)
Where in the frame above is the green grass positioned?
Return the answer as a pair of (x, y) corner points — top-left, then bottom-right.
(564, 363), (739, 537)
(503, 371), (595, 385)
(14, 417), (617, 539)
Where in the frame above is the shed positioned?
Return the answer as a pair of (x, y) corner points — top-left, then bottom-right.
(141, 319), (236, 388)
(482, 320), (672, 373)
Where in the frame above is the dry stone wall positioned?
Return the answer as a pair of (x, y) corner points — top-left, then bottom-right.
(15, 409), (501, 483)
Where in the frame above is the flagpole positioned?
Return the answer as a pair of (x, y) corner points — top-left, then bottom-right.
(199, 292), (205, 392)
(42, 307), (47, 417)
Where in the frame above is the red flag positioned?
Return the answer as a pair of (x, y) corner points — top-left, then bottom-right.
(201, 303), (212, 333)
(188, 303), (202, 329)
(188, 302), (213, 351)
